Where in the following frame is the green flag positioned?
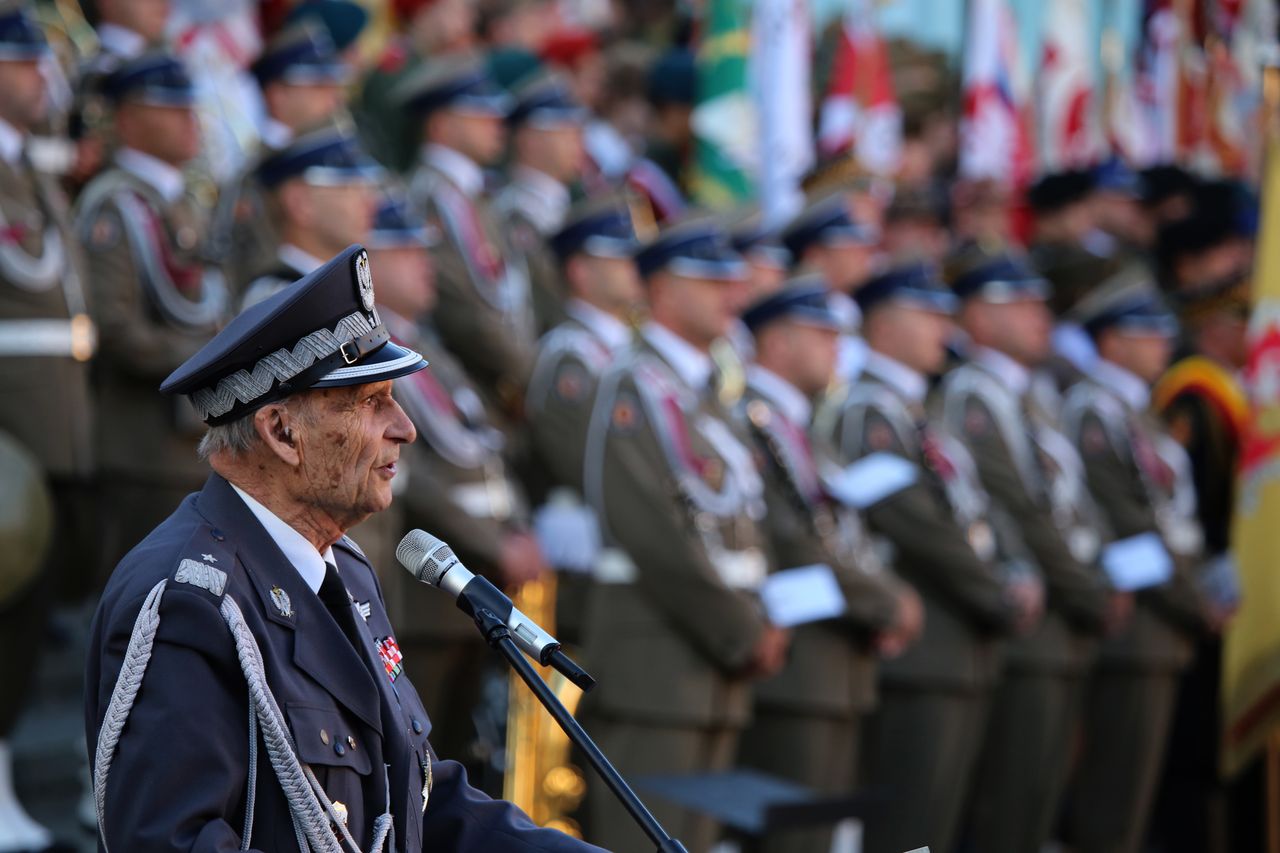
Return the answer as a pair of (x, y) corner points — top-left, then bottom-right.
(691, 0), (757, 209)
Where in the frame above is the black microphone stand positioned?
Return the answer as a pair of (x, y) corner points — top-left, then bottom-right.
(472, 607), (689, 853)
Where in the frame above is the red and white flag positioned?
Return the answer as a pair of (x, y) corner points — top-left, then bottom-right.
(959, 0), (1035, 185)
(817, 0), (901, 176)
(1038, 0), (1103, 171)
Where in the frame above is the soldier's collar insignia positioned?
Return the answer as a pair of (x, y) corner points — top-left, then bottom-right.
(174, 559), (227, 596)
(270, 585), (294, 618)
(357, 601), (372, 621)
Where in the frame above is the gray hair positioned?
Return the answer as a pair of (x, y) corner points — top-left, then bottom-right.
(197, 412), (261, 460)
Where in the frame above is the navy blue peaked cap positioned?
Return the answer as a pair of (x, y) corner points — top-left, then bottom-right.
(0, 3), (47, 61)
(855, 262), (957, 315)
(950, 254), (1049, 303)
(742, 277), (842, 333)
(251, 21), (348, 87)
(102, 51), (196, 107)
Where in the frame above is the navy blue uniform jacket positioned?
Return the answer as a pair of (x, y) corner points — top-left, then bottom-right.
(85, 473), (606, 852)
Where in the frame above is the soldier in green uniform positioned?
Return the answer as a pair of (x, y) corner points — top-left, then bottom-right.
(399, 56), (537, 431)
(214, 21), (352, 294)
(938, 248), (1112, 853)
(525, 197), (642, 644)
(1060, 268), (1209, 853)
(813, 263), (1031, 853)
(735, 282), (921, 853)
(365, 193), (548, 771)
(238, 126), (379, 308)
(75, 51), (228, 578)
(494, 70), (587, 334)
(0, 8), (92, 848)
(578, 219), (789, 853)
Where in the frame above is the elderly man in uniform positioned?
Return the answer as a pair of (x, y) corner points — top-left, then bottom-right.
(577, 218), (790, 853)
(814, 263), (1034, 853)
(400, 55), (537, 430)
(75, 51), (228, 578)
(494, 70), (587, 334)
(937, 247), (1113, 853)
(216, 21), (352, 292)
(735, 283), (922, 853)
(0, 7), (94, 850)
(1061, 268), (1209, 853)
(240, 126), (378, 309)
(86, 245), (604, 853)
(365, 194), (549, 772)
(525, 196), (642, 644)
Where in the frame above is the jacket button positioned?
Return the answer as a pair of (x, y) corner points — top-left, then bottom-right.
(320, 729), (330, 745)
(334, 742), (346, 757)
(210, 528), (225, 542)
(411, 719), (423, 734)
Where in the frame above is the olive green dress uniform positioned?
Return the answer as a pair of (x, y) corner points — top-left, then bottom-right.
(409, 145), (538, 431)
(75, 151), (227, 576)
(526, 299), (632, 644)
(0, 121), (97, 732)
(495, 166), (572, 335)
(381, 310), (531, 766)
(579, 324), (773, 853)
(939, 349), (1111, 853)
(1062, 358), (1207, 853)
(816, 351), (1020, 853)
(736, 365), (903, 853)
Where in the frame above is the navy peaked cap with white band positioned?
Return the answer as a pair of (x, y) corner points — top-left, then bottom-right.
(102, 51), (196, 107)
(634, 218), (746, 281)
(256, 127), (381, 189)
(251, 20), (349, 87)
(0, 1), (47, 61)
(161, 245), (427, 425)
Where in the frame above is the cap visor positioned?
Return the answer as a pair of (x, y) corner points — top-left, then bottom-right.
(583, 234), (640, 259)
(668, 256), (749, 282)
(282, 63), (353, 86)
(312, 340), (428, 387)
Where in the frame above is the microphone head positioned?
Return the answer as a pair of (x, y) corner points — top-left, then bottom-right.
(395, 529), (457, 586)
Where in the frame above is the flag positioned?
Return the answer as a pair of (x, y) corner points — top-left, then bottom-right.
(1137, 2), (1182, 164)
(1222, 98), (1280, 777)
(751, 0), (813, 226)
(958, 0), (1035, 185)
(1038, 0), (1103, 171)
(817, 0), (901, 176)
(690, 0), (757, 209)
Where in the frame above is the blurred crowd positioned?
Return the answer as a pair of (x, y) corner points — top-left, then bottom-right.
(0, 0), (1268, 852)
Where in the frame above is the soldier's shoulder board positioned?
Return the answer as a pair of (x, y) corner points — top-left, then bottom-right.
(168, 524), (236, 600)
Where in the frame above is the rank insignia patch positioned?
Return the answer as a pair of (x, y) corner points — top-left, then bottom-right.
(377, 636), (404, 682)
(270, 586), (293, 618)
(611, 392), (642, 433)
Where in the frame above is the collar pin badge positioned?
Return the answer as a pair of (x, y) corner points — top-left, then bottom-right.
(270, 585), (294, 618)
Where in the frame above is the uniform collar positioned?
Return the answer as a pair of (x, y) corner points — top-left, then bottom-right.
(567, 299), (631, 352)
(864, 350), (928, 403)
(230, 483), (336, 594)
(116, 147), (185, 204)
(97, 23), (147, 59)
(0, 118), (23, 166)
(424, 143), (484, 199)
(512, 164), (570, 232)
(643, 321), (713, 391)
(1092, 358), (1151, 411)
(278, 242), (326, 276)
(974, 346), (1031, 396)
(748, 365), (812, 426)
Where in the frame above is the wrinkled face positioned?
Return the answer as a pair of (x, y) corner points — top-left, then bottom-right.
(369, 244), (436, 320)
(293, 381), (416, 527)
(116, 101), (201, 166)
(1101, 330), (1174, 384)
(962, 297), (1053, 367)
(868, 302), (953, 375)
(0, 59), (46, 130)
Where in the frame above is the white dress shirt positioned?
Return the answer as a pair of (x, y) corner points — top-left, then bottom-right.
(231, 484), (336, 594)
(863, 350), (928, 404)
(643, 322), (713, 391)
(423, 143), (484, 199)
(567, 299), (632, 353)
(116, 147), (186, 205)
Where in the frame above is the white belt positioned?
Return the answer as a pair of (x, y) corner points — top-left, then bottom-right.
(0, 316), (97, 359)
(593, 547), (766, 591)
(450, 480), (514, 520)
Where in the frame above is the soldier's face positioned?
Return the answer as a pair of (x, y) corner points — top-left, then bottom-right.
(964, 298), (1052, 367)
(0, 59), (46, 130)
(117, 102), (200, 166)
(780, 321), (839, 396)
(1105, 331), (1174, 384)
(267, 81), (346, 132)
(441, 110), (506, 166)
(807, 242), (874, 294)
(658, 273), (740, 347)
(868, 303), (952, 375)
(518, 123), (584, 183)
(103, 0), (170, 42)
(581, 254), (643, 316)
(293, 381), (416, 526)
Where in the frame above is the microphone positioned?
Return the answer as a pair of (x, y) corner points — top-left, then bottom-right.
(396, 529), (596, 692)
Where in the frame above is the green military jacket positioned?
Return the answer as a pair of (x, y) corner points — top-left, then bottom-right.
(580, 327), (771, 728)
(75, 161), (226, 485)
(0, 150), (93, 477)
(1061, 360), (1207, 671)
(816, 353), (1018, 691)
(739, 370), (901, 717)
(938, 352), (1111, 674)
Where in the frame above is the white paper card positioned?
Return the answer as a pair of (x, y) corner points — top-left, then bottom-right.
(761, 564), (847, 628)
(1101, 532), (1174, 591)
(824, 452), (918, 509)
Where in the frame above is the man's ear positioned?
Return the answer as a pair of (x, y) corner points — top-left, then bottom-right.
(255, 402), (302, 467)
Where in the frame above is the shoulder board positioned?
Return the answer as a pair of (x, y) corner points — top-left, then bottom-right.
(1152, 355), (1249, 439)
(167, 523), (236, 601)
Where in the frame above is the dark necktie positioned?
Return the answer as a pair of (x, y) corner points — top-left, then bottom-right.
(318, 561), (372, 662)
